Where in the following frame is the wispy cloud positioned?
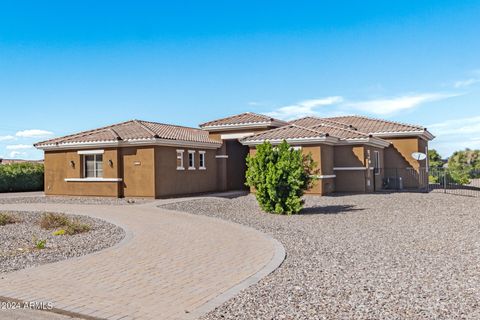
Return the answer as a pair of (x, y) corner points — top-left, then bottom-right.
(428, 116), (480, 157)
(345, 92), (462, 115)
(6, 144), (33, 150)
(0, 135), (15, 142)
(428, 116), (480, 136)
(8, 151), (26, 158)
(266, 96), (344, 120)
(15, 129), (53, 138)
(453, 78), (479, 88)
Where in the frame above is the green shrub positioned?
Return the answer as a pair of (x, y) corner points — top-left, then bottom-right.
(245, 140), (318, 215)
(40, 212), (91, 235)
(0, 162), (44, 193)
(34, 238), (47, 249)
(0, 212), (18, 226)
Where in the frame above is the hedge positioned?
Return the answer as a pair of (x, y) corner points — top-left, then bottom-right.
(0, 162), (44, 192)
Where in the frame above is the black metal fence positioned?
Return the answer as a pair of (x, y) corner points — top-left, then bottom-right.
(428, 168), (480, 197)
(380, 167), (480, 197)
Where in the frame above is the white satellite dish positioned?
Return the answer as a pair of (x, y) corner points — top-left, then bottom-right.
(411, 152), (427, 161)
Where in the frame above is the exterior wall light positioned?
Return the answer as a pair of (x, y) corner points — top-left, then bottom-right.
(108, 159), (114, 167)
(70, 160), (75, 168)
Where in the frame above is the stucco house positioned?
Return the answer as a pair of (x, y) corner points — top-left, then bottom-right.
(34, 112), (434, 198)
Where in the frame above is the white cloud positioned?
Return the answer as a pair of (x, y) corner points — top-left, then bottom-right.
(428, 116), (480, 157)
(6, 144), (33, 150)
(428, 116), (480, 136)
(453, 78), (479, 88)
(8, 151), (26, 158)
(15, 129), (53, 138)
(345, 92), (462, 115)
(0, 135), (15, 142)
(266, 96), (344, 120)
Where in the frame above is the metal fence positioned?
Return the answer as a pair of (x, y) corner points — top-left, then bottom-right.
(428, 168), (480, 197)
(380, 167), (480, 197)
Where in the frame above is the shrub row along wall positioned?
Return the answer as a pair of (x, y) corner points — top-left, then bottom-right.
(0, 163), (44, 192)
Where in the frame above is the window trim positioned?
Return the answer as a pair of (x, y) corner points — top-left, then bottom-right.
(83, 154), (103, 178)
(188, 150), (196, 170)
(199, 151), (206, 170)
(373, 150), (381, 175)
(176, 149), (185, 170)
(77, 149), (104, 155)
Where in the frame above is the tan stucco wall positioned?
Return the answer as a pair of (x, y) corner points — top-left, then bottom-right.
(44, 149), (121, 197)
(383, 137), (429, 189)
(121, 147), (156, 198)
(154, 146), (218, 197)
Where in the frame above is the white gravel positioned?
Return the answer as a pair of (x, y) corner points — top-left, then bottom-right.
(0, 211), (125, 274)
(161, 193), (480, 320)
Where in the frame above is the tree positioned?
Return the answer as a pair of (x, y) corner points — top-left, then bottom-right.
(447, 149), (480, 184)
(428, 149), (443, 169)
(428, 149), (444, 183)
(245, 140), (318, 215)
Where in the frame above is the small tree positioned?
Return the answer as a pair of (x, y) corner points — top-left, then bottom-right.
(245, 140), (318, 215)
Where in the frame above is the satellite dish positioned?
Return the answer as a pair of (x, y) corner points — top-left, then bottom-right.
(412, 152), (427, 161)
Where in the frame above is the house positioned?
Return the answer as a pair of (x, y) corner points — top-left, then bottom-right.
(34, 113), (434, 198)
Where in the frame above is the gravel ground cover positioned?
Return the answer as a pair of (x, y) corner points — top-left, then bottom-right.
(161, 193), (480, 320)
(0, 196), (151, 205)
(0, 211), (125, 274)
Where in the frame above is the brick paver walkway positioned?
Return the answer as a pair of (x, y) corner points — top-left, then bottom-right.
(0, 199), (281, 320)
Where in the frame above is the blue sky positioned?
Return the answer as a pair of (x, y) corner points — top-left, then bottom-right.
(1, 1), (479, 159)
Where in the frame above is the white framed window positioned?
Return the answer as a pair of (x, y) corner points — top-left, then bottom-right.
(199, 151), (206, 170)
(373, 150), (381, 175)
(84, 154), (103, 178)
(176, 149), (184, 170)
(188, 150), (196, 170)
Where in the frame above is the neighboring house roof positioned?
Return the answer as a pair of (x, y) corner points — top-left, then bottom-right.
(241, 124), (336, 145)
(241, 123), (390, 148)
(290, 115), (434, 140)
(35, 120), (222, 150)
(199, 112), (287, 131)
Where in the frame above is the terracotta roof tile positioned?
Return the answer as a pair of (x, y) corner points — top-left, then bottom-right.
(199, 112), (286, 128)
(35, 120), (221, 148)
(322, 115), (425, 134)
(241, 124), (328, 143)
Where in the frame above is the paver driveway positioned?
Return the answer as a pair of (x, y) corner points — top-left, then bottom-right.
(0, 199), (283, 320)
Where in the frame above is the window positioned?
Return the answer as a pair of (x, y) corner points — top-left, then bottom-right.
(199, 151), (206, 170)
(373, 151), (381, 175)
(84, 154), (103, 178)
(176, 150), (184, 170)
(188, 150), (195, 170)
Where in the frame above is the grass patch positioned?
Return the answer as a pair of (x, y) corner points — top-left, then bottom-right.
(0, 212), (18, 226)
(40, 213), (91, 235)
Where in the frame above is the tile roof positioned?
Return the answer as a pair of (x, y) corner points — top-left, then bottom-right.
(290, 117), (355, 130)
(35, 120), (221, 148)
(321, 115), (426, 134)
(199, 112), (286, 128)
(308, 124), (371, 139)
(241, 124), (329, 143)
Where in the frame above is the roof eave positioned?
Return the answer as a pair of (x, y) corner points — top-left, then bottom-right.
(35, 138), (222, 151)
(371, 130), (435, 141)
(240, 136), (338, 146)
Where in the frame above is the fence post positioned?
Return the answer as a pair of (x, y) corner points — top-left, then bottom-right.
(443, 170), (447, 194)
